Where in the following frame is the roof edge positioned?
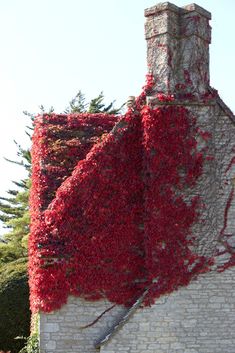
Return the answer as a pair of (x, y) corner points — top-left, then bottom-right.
(208, 86), (235, 123)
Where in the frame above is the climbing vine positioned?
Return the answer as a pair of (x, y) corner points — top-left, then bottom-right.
(29, 77), (217, 312)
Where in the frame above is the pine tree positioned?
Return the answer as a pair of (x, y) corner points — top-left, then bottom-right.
(0, 147), (31, 265)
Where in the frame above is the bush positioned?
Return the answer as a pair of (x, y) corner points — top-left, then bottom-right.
(19, 314), (39, 353)
(0, 259), (30, 353)
(18, 332), (39, 353)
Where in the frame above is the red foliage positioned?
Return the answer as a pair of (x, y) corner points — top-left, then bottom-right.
(29, 93), (211, 313)
(141, 105), (207, 303)
(155, 93), (175, 102)
(30, 113), (118, 213)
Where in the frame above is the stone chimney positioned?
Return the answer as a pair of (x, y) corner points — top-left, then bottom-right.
(145, 2), (211, 100)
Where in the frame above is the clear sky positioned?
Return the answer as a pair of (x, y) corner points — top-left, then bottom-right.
(0, 0), (234, 233)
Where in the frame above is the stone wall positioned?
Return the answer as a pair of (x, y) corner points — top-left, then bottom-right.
(40, 267), (235, 353)
(40, 299), (126, 353)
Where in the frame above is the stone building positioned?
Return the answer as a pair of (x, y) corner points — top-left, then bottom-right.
(30, 2), (235, 353)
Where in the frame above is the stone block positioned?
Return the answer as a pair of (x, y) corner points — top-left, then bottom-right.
(45, 340), (56, 350)
(43, 323), (59, 333)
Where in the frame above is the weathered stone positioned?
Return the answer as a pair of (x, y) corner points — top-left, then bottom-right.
(145, 2), (211, 96)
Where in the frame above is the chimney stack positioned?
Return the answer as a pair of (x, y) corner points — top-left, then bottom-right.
(145, 2), (211, 100)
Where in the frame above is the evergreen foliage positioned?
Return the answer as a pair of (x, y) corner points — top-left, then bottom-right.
(0, 181), (30, 265)
(18, 315), (39, 353)
(18, 332), (39, 353)
(0, 258), (30, 353)
(64, 90), (123, 115)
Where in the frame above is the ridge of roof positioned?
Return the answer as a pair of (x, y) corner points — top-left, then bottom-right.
(208, 86), (235, 123)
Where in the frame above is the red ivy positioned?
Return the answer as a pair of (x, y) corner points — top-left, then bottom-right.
(141, 105), (207, 303)
(29, 86), (213, 313)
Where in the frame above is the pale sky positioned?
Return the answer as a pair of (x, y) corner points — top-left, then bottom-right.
(0, 0), (234, 234)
